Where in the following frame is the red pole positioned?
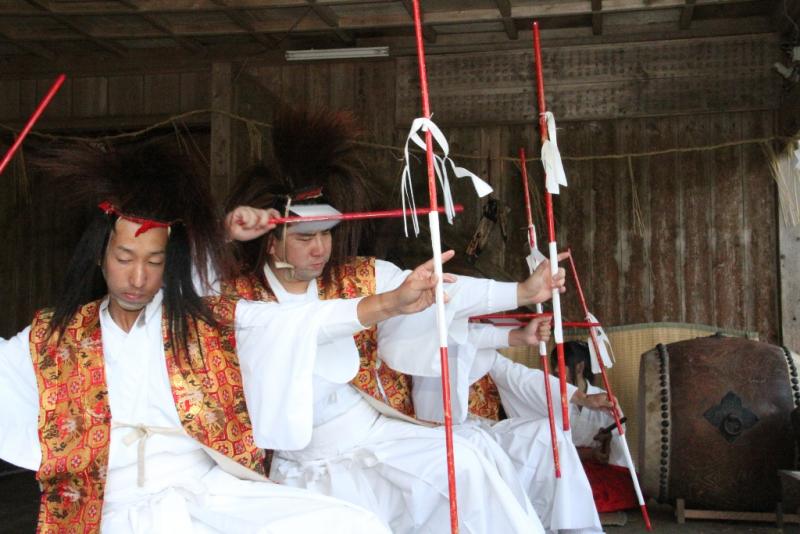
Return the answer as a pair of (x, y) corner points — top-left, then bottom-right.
(531, 22), (570, 431)
(411, 1), (459, 531)
(520, 145), (561, 476)
(566, 249), (653, 530)
(272, 204), (463, 225)
(0, 74), (66, 175)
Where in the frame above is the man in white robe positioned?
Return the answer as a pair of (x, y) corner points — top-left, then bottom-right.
(0, 143), (449, 534)
(224, 201), (572, 534)
(412, 321), (613, 533)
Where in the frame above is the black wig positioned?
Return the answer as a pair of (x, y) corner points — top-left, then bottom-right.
(37, 141), (234, 357)
(224, 107), (373, 287)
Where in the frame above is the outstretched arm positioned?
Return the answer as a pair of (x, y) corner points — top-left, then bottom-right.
(356, 250), (456, 327)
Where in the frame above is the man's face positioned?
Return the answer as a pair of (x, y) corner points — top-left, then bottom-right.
(102, 218), (168, 315)
(269, 229), (332, 281)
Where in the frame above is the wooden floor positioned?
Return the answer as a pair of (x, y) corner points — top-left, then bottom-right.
(0, 469), (795, 533)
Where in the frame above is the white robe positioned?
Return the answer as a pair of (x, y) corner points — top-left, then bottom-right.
(413, 324), (602, 534)
(0, 290), (390, 534)
(570, 383), (627, 468)
(265, 260), (545, 534)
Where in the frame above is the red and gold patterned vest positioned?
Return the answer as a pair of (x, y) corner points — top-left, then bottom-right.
(29, 297), (266, 534)
(227, 257), (415, 417)
(468, 375), (503, 421)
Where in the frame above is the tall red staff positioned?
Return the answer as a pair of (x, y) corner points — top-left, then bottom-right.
(519, 147), (561, 477)
(0, 74), (66, 175)
(411, 1), (459, 531)
(531, 22), (570, 430)
(568, 250), (653, 530)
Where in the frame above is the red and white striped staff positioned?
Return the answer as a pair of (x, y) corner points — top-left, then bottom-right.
(531, 22), (571, 431)
(519, 146), (562, 477)
(0, 74), (66, 175)
(411, 1), (459, 531)
(271, 204), (463, 225)
(567, 250), (653, 530)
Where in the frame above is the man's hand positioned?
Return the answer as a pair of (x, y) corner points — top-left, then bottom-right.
(225, 206), (279, 242)
(356, 250), (457, 326)
(517, 252), (568, 306)
(509, 316), (552, 347)
(388, 250), (457, 314)
(571, 390), (615, 414)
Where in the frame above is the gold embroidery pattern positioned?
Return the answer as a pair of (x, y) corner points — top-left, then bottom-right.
(30, 303), (110, 534)
(163, 296), (267, 476)
(468, 375), (502, 421)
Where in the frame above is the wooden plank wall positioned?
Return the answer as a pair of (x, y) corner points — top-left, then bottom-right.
(0, 33), (784, 348)
(0, 70), (210, 127)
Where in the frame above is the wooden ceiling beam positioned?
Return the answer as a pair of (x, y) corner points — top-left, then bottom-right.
(592, 0), (603, 35)
(115, 0), (206, 54)
(493, 0), (518, 40)
(24, 0), (126, 56)
(0, 31), (54, 60)
(0, 0), (760, 17)
(209, 0), (278, 49)
(306, 1), (354, 44)
(0, 1), (773, 43)
(400, 0), (437, 43)
(679, 0), (697, 30)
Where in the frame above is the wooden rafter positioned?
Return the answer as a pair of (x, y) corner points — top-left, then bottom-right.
(400, 0), (437, 43)
(0, 31), (54, 59)
(592, 0), (603, 35)
(209, 0), (277, 49)
(115, 0), (206, 54)
(493, 0), (518, 40)
(306, 1), (354, 44)
(680, 0), (697, 30)
(24, 0), (126, 56)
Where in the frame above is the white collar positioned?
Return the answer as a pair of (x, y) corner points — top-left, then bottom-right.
(99, 289), (164, 328)
(263, 263), (318, 303)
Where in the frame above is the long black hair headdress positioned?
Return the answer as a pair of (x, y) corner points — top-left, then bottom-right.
(37, 140), (234, 355)
(225, 107), (373, 285)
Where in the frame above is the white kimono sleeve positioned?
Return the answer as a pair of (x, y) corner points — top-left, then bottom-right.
(234, 298), (365, 451)
(489, 352), (578, 425)
(413, 324), (509, 424)
(0, 327), (42, 470)
(375, 259), (517, 377)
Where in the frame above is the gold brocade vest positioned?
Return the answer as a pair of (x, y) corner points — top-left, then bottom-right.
(29, 297), (266, 534)
(226, 257), (415, 417)
(468, 375), (503, 421)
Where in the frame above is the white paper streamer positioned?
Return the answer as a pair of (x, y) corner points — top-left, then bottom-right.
(540, 112), (568, 195)
(400, 117), (493, 236)
(586, 312), (615, 374)
(525, 247), (548, 273)
(794, 140), (800, 171)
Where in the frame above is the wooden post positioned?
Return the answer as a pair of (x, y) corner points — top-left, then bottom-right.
(779, 83), (800, 351)
(210, 61), (233, 203)
(780, 217), (800, 352)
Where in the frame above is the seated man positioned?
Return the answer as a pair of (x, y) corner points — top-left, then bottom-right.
(222, 107), (569, 533)
(552, 341), (638, 516)
(413, 321), (611, 534)
(0, 142), (445, 534)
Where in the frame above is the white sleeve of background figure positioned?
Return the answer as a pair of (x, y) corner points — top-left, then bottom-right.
(489, 352), (578, 423)
(410, 324), (510, 424)
(234, 298), (365, 450)
(0, 327), (42, 471)
(375, 259), (517, 377)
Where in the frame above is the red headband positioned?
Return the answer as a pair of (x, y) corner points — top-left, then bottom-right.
(98, 201), (177, 237)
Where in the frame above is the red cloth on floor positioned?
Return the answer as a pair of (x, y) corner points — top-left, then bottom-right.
(581, 459), (638, 513)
